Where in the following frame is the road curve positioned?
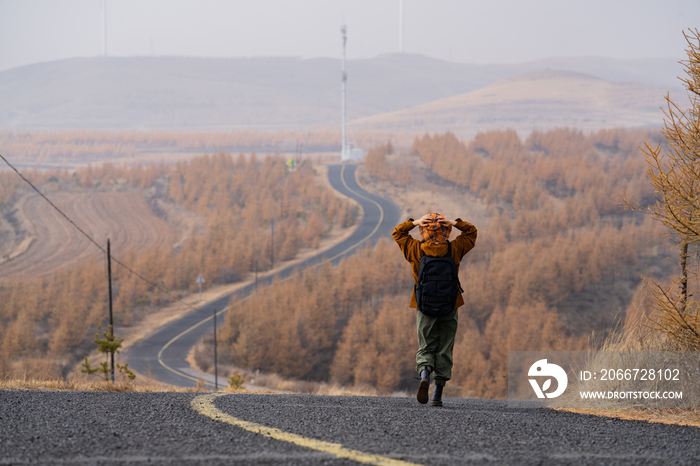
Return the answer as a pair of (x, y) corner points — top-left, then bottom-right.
(127, 164), (400, 387)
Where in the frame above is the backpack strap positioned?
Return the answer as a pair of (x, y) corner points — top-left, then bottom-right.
(444, 241), (464, 293)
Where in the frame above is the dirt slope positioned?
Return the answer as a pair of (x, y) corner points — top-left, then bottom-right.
(0, 191), (177, 280)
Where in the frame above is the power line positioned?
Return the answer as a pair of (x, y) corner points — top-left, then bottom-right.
(0, 152), (197, 311)
(1, 153), (104, 253)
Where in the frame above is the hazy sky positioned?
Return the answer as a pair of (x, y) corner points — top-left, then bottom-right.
(1, 0), (698, 71)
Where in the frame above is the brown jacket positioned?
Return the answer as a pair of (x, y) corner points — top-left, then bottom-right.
(392, 218), (477, 309)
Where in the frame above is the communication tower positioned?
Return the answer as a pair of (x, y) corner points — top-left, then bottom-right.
(341, 24), (347, 161)
(340, 24), (364, 162)
(399, 0), (404, 53)
(101, 0), (107, 56)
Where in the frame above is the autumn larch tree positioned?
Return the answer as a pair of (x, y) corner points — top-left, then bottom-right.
(624, 29), (700, 350)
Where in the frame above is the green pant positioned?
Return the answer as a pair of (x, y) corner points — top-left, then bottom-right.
(415, 308), (458, 386)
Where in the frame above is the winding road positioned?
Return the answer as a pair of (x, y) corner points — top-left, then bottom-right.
(126, 163), (401, 388)
(5, 164), (700, 466)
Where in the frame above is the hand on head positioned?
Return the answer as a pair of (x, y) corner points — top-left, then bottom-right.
(437, 214), (457, 227)
(414, 213), (433, 227)
(414, 213), (456, 227)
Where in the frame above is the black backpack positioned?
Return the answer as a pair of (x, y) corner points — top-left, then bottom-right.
(415, 241), (463, 317)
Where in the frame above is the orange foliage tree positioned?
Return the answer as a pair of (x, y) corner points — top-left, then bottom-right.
(0, 153), (355, 378)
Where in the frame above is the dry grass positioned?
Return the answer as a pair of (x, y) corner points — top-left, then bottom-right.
(0, 371), (383, 397)
(559, 407), (700, 428)
(556, 304), (700, 427)
(0, 375), (209, 393)
(251, 370), (380, 397)
(1, 361), (214, 392)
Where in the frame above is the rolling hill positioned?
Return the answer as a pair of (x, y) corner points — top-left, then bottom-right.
(0, 54), (683, 132)
(351, 69), (683, 138)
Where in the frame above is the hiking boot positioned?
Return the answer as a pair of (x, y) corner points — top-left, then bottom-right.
(430, 385), (443, 407)
(416, 368), (431, 404)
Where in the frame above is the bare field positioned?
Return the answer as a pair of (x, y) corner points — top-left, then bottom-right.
(0, 191), (177, 280)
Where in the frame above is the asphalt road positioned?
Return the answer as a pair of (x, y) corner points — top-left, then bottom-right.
(126, 163), (401, 388)
(2, 390), (700, 465)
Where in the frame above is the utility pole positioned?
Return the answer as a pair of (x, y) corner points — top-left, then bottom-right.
(213, 308), (218, 391)
(107, 239), (115, 383)
(254, 259), (258, 291)
(270, 219), (274, 269)
(341, 24), (347, 162)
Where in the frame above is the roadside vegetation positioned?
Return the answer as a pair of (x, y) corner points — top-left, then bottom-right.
(0, 153), (355, 379)
(621, 29), (700, 351)
(198, 123), (670, 399)
(203, 33), (699, 400)
(558, 30), (700, 425)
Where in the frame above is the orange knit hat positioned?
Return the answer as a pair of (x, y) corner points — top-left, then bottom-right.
(418, 212), (451, 244)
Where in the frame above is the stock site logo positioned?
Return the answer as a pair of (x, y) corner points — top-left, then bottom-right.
(528, 359), (568, 399)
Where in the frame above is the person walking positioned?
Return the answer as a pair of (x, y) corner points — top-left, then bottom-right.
(392, 212), (477, 406)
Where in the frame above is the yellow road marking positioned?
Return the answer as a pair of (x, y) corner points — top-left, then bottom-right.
(192, 393), (422, 466)
(157, 164), (386, 386)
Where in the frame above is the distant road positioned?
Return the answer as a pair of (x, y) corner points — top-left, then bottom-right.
(127, 164), (400, 387)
